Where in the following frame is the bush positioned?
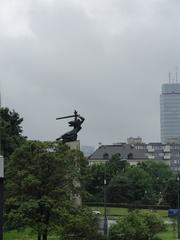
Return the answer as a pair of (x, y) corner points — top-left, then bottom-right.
(109, 210), (165, 240)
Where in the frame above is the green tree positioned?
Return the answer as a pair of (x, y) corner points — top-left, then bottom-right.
(164, 175), (177, 208)
(107, 166), (153, 204)
(85, 164), (105, 202)
(5, 140), (86, 240)
(85, 155), (128, 202)
(139, 161), (173, 204)
(109, 210), (165, 240)
(106, 154), (128, 176)
(0, 107), (25, 158)
(61, 207), (103, 240)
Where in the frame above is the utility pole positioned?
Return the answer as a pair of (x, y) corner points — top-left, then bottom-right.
(104, 165), (108, 239)
(177, 174), (180, 240)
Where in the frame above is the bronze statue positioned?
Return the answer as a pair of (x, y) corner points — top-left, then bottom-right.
(56, 110), (85, 143)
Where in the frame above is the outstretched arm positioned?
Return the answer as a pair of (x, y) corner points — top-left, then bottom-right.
(78, 115), (85, 123)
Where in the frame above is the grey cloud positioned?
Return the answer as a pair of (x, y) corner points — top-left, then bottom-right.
(1, 0), (180, 147)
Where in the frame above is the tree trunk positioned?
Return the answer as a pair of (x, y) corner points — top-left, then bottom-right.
(38, 232), (41, 240)
(42, 210), (49, 240)
(42, 232), (47, 240)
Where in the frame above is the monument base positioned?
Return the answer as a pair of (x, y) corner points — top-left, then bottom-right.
(66, 140), (80, 151)
(66, 140), (81, 207)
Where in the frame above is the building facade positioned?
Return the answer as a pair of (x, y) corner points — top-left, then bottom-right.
(160, 83), (180, 143)
(88, 140), (180, 171)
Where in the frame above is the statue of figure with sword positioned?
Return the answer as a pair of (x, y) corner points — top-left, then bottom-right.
(56, 110), (85, 143)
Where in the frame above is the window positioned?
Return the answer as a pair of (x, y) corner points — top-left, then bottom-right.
(103, 153), (109, 160)
(152, 145), (163, 150)
(128, 153), (133, 159)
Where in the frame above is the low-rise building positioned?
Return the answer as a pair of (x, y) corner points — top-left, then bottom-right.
(88, 139), (180, 170)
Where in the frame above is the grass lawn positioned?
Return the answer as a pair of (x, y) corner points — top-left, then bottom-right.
(4, 229), (59, 240)
(4, 229), (35, 240)
(156, 225), (177, 240)
(5, 225), (176, 240)
(91, 207), (178, 239)
(90, 206), (168, 217)
(4, 208), (175, 239)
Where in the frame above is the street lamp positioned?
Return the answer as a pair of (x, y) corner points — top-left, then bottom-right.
(177, 174), (180, 240)
(0, 155), (4, 240)
(104, 164), (108, 239)
(103, 158), (127, 239)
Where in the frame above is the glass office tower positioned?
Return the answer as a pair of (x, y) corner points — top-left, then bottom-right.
(160, 83), (180, 143)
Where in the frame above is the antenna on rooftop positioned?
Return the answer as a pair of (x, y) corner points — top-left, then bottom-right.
(169, 72), (171, 83)
(172, 73), (175, 84)
(176, 66), (178, 83)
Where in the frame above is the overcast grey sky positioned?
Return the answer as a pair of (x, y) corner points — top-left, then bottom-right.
(1, 0), (180, 147)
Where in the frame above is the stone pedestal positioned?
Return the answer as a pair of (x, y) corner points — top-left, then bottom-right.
(66, 140), (80, 151)
(66, 141), (81, 207)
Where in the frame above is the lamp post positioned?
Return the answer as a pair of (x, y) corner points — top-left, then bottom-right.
(0, 155), (4, 240)
(177, 174), (180, 240)
(103, 158), (127, 239)
(104, 164), (108, 239)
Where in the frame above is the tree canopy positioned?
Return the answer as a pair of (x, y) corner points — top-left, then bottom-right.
(107, 166), (153, 204)
(85, 159), (174, 206)
(85, 155), (129, 202)
(5, 140), (87, 240)
(109, 210), (165, 240)
(0, 107), (25, 158)
(61, 207), (104, 240)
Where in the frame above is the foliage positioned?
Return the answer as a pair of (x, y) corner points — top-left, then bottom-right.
(107, 166), (153, 204)
(61, 207), (103, 240)
(5, 140), (86, 240)
(109, 210), (165, 240)
(139, 161), (173, 196)
(85, 155), (128, 202)
(139, 161), (175, 206)
(86, 159), (175, 206)
(163, 175), (178, 208)
(106, 154), (129, 176)
(0, 107), (26, 158)
(85, 164), (105, 202)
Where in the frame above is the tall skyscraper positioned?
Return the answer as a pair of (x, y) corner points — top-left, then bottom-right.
(160, 83), (180, 143)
